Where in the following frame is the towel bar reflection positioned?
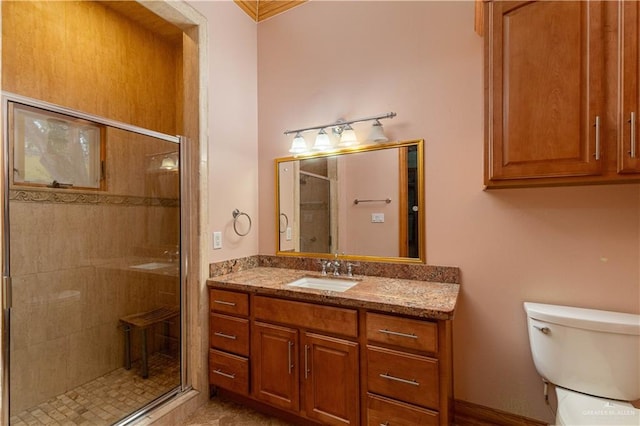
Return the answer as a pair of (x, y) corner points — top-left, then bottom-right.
(232, 209), (252, 236)
(353, 198), (391, 205)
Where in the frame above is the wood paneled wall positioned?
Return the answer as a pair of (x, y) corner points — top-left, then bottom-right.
(2, 0), (179, 136)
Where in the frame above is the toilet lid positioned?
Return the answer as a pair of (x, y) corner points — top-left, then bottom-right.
(556, 387), (640, 426)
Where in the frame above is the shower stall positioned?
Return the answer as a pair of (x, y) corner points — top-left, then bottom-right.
(1, 93), (187, 425)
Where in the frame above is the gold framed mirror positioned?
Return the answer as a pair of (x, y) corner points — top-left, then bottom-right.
(275, 139), (425, 263)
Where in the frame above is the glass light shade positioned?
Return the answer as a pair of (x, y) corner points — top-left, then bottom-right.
(160, 157), (176, 170)
(338, 125), (358, 147)
(289, 133), (308, 153)
(368, 120), (388, 143)
(313, 129), (332, 151)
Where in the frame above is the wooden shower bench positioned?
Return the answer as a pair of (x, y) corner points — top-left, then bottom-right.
(120, 306), (180, 378)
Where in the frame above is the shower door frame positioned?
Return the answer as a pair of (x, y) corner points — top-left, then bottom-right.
(0, 92), (191, 425)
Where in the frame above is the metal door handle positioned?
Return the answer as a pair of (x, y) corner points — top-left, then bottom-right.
(594, 116), (601, 160)
(304, 344), (310, 379)
(379, 372), (420, 386)
(378, 329), (418, 339)
(213, 331), (236, 340)
(288, 341), (294, 375)
(213, 300), (236, 306)
(213, 369), (235, 379)
(630, 112), (637, 158)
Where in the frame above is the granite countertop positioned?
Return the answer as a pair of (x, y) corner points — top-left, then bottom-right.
(207, 267), (460, 320)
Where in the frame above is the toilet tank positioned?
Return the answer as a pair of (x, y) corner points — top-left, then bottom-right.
(524, 302), (640, 401)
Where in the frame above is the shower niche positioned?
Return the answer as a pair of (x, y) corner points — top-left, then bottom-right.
(4, 96), (183, 425)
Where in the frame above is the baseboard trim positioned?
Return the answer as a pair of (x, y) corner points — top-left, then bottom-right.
(454, 399), (548, 426)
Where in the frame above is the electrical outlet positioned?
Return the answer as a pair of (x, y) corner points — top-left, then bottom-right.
(213, 231), (222, 249)
(286, 227), (292, 241)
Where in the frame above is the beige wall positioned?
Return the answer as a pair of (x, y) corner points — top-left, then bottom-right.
(256, 1), (640, 422)
(188, 1), (259, 264)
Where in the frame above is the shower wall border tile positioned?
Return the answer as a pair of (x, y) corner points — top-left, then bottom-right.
(9, 189), (179, 207)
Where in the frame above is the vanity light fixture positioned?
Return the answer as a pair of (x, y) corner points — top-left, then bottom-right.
(313, 129), (332, 151)
(368, 119), (389, 143)
(338, 123), (358, 147)
(288, 132), (308, 153)
(284, 111), (397, 154)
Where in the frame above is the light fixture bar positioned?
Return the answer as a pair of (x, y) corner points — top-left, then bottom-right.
(284, 112), (397, 135)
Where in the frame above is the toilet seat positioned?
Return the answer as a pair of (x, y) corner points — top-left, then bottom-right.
(555, 387), (640, 426)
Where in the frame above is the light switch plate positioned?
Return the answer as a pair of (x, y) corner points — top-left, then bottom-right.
(213, 231), (222, 249)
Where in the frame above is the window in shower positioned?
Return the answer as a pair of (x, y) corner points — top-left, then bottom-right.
(10, 102), (105, 190)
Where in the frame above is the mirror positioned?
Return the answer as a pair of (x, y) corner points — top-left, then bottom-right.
(276, 139), (424, 263)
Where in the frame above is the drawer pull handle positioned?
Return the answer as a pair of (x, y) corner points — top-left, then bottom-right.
(380, 372), (419, 386)
(304, 344), (310, 379)
(380, 423), (389, 426)
(213, 331), (237, 340)
(288, 341), (294, 375)
(213, 300), (236, 306)
(378, 329), (418, 339)
(213, 369), (235, 379)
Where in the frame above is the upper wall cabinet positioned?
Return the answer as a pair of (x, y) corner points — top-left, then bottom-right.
(484, 1), (640, 188)
(621, 1), (640, 173)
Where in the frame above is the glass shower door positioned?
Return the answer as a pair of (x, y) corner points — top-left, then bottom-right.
(4, 99), (182, 425)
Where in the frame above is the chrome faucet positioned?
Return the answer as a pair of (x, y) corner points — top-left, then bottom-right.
(331, 253), (341, 276)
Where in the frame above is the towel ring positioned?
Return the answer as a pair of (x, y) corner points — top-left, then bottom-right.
(279, 213), (289, 234)
(232, 209), (252, 236)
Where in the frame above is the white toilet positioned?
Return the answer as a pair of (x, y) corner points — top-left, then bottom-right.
(524, 302), (640, 426)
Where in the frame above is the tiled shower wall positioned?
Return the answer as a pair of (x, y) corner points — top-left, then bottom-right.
(8, 128), (180, 413)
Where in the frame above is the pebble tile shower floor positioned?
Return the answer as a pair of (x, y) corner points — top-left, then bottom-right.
(10, 354), (180, 426)
(10, 353), (292, 426)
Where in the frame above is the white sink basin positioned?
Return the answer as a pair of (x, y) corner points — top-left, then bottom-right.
(131, 262), (174, 270)
(286, 276), (358, 292)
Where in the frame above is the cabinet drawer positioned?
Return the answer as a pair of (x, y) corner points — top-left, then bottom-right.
(210, 313), (249, 356)
(367, 393), (439, 426)
(209, 349), (249, 396)
(209, 289), (249, 316)
(366, 312), (437, 353)
(367, 345), (439, 410)
(253, 295), (357, 338)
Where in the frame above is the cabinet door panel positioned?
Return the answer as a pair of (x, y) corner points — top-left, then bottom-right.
(486, 0), (604, 181)
(252, 321), (299, 411)
(621, 0), (640, 172)
(303, 333), (359, 425)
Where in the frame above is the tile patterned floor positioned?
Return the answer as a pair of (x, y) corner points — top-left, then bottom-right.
(182, 398), (293, 426)
(10, 354), (180, 426)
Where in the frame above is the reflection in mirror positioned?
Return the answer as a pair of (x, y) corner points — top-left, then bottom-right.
(276, 139), (424, 263)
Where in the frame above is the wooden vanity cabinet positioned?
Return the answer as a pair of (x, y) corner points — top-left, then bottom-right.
(363, 312), (450, 425)
(208, 289), (250, 396)
(484, 0), (640, 187)
(252, 321), (300, 411)
(620, 0), (640, 173)
(208, 288), (453, 426)
(252, 295), (360, 425)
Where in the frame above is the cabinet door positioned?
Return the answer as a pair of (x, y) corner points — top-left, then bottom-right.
(251, 321), (299, 412)
(302, 332), (359, 425)
(486, 1), (604, 182)
(620, 0), (640, 172)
